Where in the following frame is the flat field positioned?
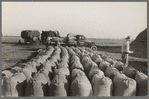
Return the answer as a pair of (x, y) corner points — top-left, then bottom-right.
(1, 36), (147, 75)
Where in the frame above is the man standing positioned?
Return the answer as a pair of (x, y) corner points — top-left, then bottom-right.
(56, 37), (62, 47)
(45, 36), (52, 49)
(121, 36), (133, 66)
(32, 37), (38, 45)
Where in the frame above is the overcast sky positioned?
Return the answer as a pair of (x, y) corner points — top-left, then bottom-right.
(2, 2), (147, 39)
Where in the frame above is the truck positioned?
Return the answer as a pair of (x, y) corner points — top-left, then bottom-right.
(49, 33), (98, 51)
(66, 33), (97, 51)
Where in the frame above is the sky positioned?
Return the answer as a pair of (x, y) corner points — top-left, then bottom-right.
(2, 2), (147, 39)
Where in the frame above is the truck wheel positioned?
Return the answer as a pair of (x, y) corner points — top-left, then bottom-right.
(91, 46), (97, 51)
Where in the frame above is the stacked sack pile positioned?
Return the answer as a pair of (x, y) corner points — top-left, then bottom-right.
(1, 46), (148, 97)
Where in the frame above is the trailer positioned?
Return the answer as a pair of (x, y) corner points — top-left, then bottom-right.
(21, 30), (40, 45)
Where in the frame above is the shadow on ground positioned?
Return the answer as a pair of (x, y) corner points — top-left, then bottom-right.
(18, 51), (39, 63)
(97, 46), (121, 54)
(18, 48), (40, 51)
(3, 51), (39, 70)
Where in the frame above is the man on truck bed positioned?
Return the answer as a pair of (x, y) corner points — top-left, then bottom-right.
(121, 36), (133, 66)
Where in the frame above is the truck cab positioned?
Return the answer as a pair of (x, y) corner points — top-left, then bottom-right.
(68, 34), (97, 51)
(76, 35), (86, 46)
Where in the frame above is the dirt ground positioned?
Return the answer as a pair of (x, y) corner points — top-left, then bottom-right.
(1, 37), (148, 75)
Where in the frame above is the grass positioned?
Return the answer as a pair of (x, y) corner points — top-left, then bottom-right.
(87, 38), (124, 46)
(1, 36), (147, 75)
(1, 36), (23, 43)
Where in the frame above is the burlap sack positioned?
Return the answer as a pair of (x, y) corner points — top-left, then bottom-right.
(105, 66), (119, 81)
(113, 73), (136, 96)
(113, 61), (124, 71)
(135, 71), (148, 96)
(71, 68), (86, 83)
(25, 78), (45, 97)
(92, 75), (113, 96)
(98, 60), (110, 72)
(123, 66), (136, 79)
(48, 75), (69, 96)
(2, 73), (26, 97)
(88, 66), (104, 81)
(71, 74), (93, 96)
